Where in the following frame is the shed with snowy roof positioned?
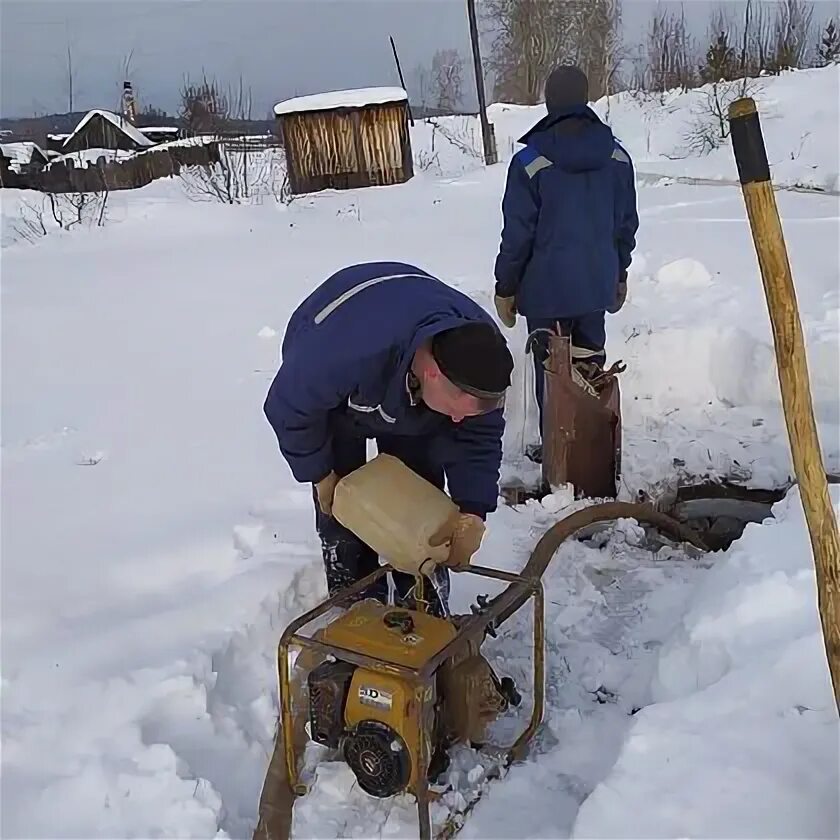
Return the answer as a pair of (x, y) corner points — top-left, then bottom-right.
(274, 86), (412, 194)
(61, 110), (154, 155)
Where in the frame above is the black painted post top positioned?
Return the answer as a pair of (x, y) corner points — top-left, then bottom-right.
(728, 97), (771, 186)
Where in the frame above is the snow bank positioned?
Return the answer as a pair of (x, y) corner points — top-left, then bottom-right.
(274, 86), (407, 115)
(573, 485), (840, 840)
(594, 67), (840, 193)
(465, 66), (840, 192)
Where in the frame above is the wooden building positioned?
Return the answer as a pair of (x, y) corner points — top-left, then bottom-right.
(274, 87), (413, 195)
(61, 110), (154, 154)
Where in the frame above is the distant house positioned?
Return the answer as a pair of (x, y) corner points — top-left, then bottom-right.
(61, 110), (154, 154)
(274, 86), (413, 194)
(0, 141), (49, 175)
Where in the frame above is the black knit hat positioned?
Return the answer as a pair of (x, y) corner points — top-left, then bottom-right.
(431, 322), (513, 400)
(545, 65), (589, 113)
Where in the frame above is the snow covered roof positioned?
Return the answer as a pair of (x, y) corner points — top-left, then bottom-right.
(0, 141), (48, 169)
(138, 126), (180, 134)
(47, 132), (70, 142)
(274, 86), (407, 116)
(65, 110), (154, 149)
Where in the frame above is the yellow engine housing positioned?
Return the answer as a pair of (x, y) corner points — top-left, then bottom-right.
(322, 599), (458, 669)
(320, 600), (457, 792)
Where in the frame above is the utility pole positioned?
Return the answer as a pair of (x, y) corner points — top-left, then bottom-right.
(67, 44), (74, 113)
(389, 36), (414, 127)
(465, 0), (497, 165)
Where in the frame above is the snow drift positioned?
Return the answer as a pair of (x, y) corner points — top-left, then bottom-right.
(573, 487), (840, 840)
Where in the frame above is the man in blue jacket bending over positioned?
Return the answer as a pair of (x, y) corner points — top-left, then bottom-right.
(264, 261), (514, 615)
(493, 65), (639, 460)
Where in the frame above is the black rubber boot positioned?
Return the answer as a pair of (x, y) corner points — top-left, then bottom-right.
(314, 487), (388, 602)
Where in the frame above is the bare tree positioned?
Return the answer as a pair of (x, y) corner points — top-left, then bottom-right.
(567, 0), (623, 99)
(645, 2), (698, 91)
(179, 73), (231, 135)
(412, 63), (432, 110)
(697, 2), (779, 81)
(770, 0), (815, 70)
(431, 49), (465, 112)
(739, 0), (754, 73)
(746, 2), (776, 75)
(816, 18), (840, 66)
(700, 20), (740, 83)
(180, 76), (285, 205)
(483, 0), (580, 105)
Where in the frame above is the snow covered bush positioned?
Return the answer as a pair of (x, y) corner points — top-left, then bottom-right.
(179, 145), (288, 205)
(427, 117), (483, 160)
(11, 189), (109, 243)
(683, 77), (764, 154)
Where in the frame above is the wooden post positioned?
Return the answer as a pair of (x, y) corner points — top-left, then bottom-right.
(465, 0), (497, 166)
(728, 97), (840, 713)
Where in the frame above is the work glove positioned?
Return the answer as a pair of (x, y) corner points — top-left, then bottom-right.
(494, 295), (517, 329)
(315, 470), (339, 516)
(607, 270), (628, 314)
(429, 512), (486, 569)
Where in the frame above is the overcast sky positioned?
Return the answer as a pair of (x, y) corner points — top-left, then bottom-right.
(0, 1), (831, 119)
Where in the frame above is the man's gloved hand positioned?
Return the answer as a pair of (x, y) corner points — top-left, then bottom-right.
(315, 470), (339, 516)
(429, 512), (486, 569)
(607, 269), (628, 314)
(494, 295), (517, 329)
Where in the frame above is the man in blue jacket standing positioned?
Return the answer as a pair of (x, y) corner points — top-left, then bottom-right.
(493, 66), (638, 459)
(264, 261), (514, 615)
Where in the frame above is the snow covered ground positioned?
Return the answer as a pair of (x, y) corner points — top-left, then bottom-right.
(573, 486), (839, 840)
(2, 67), (838, 839)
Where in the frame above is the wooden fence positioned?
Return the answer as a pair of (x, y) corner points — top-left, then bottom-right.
(0, 141), (222, 193)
